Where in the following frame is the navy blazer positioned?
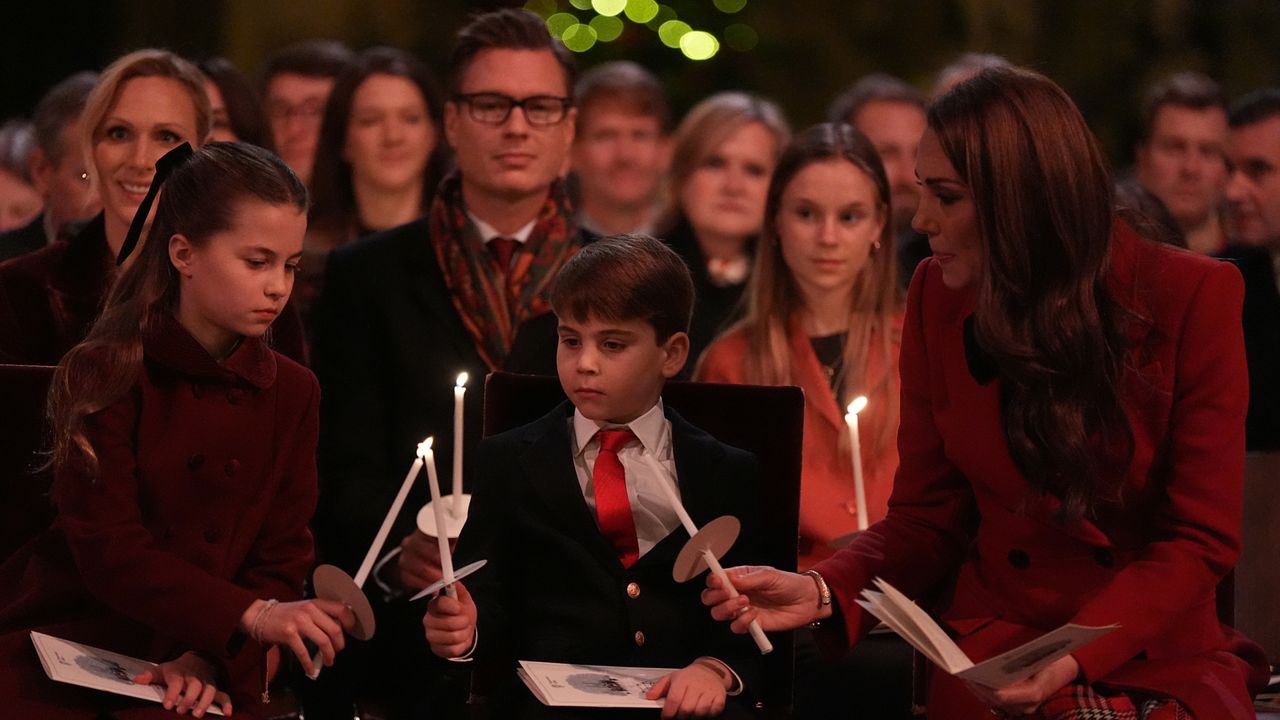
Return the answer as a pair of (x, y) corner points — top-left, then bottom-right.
(454, 400), (764, 713)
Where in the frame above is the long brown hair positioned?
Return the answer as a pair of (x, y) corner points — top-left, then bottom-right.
(705, 122), (901, 454)
(930, 66), (1133, 519)
(48, 142), (307, 476)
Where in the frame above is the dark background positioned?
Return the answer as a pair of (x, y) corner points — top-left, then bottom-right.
(3, 0), (1279, 168)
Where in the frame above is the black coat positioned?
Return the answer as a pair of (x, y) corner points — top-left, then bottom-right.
(1218, 243), (1280, 450)
(455, 401), (763, 716)
(0, 214), (47, 263)
(661, 218), (752, 376)
(309, 218), (587, 573)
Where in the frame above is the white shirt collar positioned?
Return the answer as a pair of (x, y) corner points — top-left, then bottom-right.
(467, 210), (537, 245)
(572, 398), (667, 458)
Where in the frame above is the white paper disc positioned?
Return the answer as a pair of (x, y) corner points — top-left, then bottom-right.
(672, 515), (741, 582)
(416, 494), (471, 539)
(312, 564), (376, 640)
(409, 558), (488, 601)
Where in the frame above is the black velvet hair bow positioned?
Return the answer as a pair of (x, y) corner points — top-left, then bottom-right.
(115, 142), (195, 266)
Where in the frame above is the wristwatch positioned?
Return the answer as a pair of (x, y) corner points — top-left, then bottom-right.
(801, 569), (832, 628)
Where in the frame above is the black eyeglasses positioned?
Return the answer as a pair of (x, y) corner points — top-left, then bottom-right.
(453, 93), (573, 126)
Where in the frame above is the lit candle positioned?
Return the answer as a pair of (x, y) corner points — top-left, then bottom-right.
(423, 437), (458, 599)
(452, 372), (469, 515)
(353, 437), (430, 588)
(643, 454), (772, 655)
(845, 396), (869, 532)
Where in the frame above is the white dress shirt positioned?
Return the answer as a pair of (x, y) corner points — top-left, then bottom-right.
(468, 211), (536, 245)
(570, 400), (682, 558)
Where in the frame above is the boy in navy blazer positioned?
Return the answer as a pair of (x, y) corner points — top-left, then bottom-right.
(425, 234), (764, 718)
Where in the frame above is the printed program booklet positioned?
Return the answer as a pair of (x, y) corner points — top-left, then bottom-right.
(30, 631), (225, 716)
(518, 660), (674, 708)
(857, 577), (1118, 689)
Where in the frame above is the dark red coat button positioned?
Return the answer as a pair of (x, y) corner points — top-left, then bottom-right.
(224, 459), (241, 477)
(1007, 548), (1030, 569)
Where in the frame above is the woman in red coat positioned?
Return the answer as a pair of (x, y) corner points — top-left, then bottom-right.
(703, 67), (1268, 718)
(0, 143), (353, 718)
(696, 122), (902, 570)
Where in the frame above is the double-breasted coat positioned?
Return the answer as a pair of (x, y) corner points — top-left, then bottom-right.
(0, 314), (319, 718)
(814, 224), (1269, 718)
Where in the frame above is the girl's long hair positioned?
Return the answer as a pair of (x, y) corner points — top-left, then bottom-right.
(930, 66), (1134, 519)
(48, 142), (307, 476)
(710, 122), (901, 455)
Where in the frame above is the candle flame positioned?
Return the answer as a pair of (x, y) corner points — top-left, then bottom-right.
(455, 372), (469, 388)
(417, 437), (434, 457)
(847, 396), (868, 416)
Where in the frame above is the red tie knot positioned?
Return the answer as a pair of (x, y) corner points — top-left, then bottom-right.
(596, 428), (636, 454)
(487, 236), (520, 270)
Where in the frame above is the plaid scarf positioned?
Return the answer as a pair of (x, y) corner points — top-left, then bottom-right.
(1034, 683), (1190, 720)
(429, 171), (580, 370)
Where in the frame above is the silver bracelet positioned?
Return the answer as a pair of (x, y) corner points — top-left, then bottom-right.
(250, 599), (279, 643)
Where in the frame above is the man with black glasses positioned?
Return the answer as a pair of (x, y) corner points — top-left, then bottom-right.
(307, 9), (586, 718)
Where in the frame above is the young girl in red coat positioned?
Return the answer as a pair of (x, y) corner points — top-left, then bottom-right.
(0, 142), (354, 718)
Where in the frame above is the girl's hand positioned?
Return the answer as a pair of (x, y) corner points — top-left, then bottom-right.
(133, 651), (232, 717)
(240, 598), (356, 678)
(701, 565), (825, 633)
(966, 654), (1081, 716)
(646, 660), (730, 718)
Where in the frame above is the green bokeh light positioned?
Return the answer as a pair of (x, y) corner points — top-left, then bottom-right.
(589, 15), (625, 42)
(523, 0), (558, 17)
(546, 12), (578, 37)
(591, 0), (627, 17)
(657, 19), (691, 48)
(679, 30), (719, 60)
(646, 5), (677, 31)
(562, 23), (599, 52)
(569, 0), (593, 9)
(724, 23), (758, 51)
(623, 0), (659, 23)
(713, 0), (748, 12)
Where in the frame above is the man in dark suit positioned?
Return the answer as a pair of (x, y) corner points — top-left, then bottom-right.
(1219, 88), (1280, 451)
(307, 9), (587, 717)
(425, 236), (763, 718)
(0, 72), (99, 262)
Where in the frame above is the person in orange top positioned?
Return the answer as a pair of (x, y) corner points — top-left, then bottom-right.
(696, 122), (902, 570)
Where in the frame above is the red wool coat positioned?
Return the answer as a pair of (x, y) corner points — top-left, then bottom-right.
(814, 225), (1269, 718)
(0, 315), (319, 718)
(697, 313), (902, 569)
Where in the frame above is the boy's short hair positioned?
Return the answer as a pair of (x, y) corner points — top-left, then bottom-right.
(550, 234), (694, 343)
(261, 39), (355, 83)
(575, 61), (670, 133)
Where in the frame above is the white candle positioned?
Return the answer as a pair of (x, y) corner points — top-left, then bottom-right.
(643, 454), (772, 654)
(845, 396), (869, 532)
(353, 438), (430, 588)
(452, 372), (468, 515)
(424, 438), (458, 599)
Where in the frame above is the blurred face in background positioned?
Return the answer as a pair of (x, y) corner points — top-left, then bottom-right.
(1135, 104), (1229, 229)
(343, 73), (436, 195)
(1224, 116), (1280, 249)
(204, 79), (238, 143)
(92, 76), (200, 245)
(445, 48), (575, 205)
(680, 121), (777, 248)
(572, 101), (669, 213)
(0, 168), (42, 232)
(851, 100), (926, 234)
(29, 115), (100, 236)
(776, 158), (886, 305)
(265, 72), (334, 183)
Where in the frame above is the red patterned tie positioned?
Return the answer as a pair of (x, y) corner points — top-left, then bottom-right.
(487, 236), (520, 273)
(592, 428), (640, 568)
